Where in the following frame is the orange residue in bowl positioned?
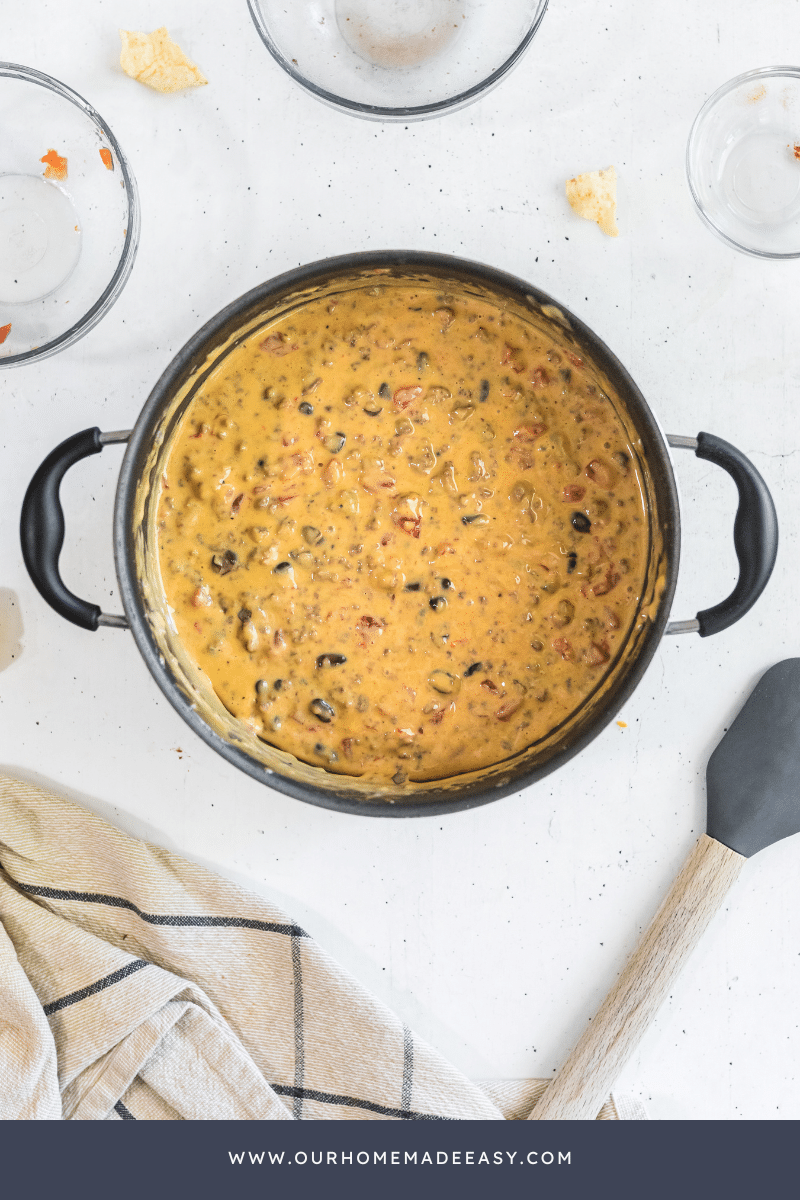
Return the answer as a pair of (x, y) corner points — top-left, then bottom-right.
(40, 149), (68, 180)
(99, 147), (114, 170)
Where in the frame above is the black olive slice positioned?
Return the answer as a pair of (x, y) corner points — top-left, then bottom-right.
(211, 549), (238, 575)
(309, 698), (336, 722)
(316, 653), (347, 668)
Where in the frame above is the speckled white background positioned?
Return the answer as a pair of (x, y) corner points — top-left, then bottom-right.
(2, 1), (799, 1120)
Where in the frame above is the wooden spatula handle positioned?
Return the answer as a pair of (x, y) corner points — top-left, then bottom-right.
(529, 834), (745, 1121)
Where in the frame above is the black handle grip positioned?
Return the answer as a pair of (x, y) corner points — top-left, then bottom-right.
(693, 431), (778, 637)
(20, 427), (105, 631)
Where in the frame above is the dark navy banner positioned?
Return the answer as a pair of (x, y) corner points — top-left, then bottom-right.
(0, 1118), (792, 1200)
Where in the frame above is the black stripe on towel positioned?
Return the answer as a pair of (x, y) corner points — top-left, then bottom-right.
(11, 879), (307, 938)
(43, 959), (150, 1015)
(114, 1100), (136, 1120)
(270, 1083), (449, 1122)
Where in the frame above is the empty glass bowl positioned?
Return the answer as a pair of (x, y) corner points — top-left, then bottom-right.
(0, 64), (140, 366)
(687, 66), (800, 258)
(247, 0), (549, 120)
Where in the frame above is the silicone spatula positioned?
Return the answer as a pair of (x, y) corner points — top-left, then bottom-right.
(530, 658), (800, 1121)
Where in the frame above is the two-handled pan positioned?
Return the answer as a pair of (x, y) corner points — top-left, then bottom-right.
(19, 252), (778, 815)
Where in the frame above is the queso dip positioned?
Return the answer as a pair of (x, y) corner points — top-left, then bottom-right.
(156, 284), (649, 783)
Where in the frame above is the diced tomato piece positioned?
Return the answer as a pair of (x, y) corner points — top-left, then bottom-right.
(496, 698), (522, 721)
(584, 641), (610, 666)
(356, 615), (385, 648)
(592, 568), (620, 596)
(552, 637), (573, 661)
(393, 385), (423, 410)
(260, 333), (297, 356)
(191, 586), (213, 608)
(393, 515), (421, 538)
(501, 344), (525, 373)
(514, 422), (547, 442)
(585, 459), (614, 488)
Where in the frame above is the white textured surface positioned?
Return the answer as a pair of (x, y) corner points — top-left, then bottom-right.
(1, 1), (798, 1120)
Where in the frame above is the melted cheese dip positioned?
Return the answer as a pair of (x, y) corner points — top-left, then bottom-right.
(156, 285), (649, 783)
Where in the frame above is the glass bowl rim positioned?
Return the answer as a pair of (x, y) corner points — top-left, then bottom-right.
(0, 61), (140, 366)
(686, 64), (800, 260)
(246, 0), (549, 121)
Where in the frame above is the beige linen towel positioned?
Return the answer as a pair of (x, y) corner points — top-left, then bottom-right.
(0, 776), (645, 1121)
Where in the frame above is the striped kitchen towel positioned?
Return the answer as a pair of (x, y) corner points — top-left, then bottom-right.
(0, 776), (645, 1121)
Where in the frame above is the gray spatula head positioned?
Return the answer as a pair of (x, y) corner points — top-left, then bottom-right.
(707, 659), (800, 858)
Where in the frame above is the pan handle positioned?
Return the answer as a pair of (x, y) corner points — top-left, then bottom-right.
(20, 427), (132, 631)
(665, 432), (778, 637)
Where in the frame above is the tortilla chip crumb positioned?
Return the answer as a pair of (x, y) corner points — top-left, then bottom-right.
(40, 150), (68, 181)
(119, 27), (208, 93)
(99, 147), (114, 171)
(0, 323), (12, 345)
(566, 166), (618, 237)
(617, 720), (627, 728)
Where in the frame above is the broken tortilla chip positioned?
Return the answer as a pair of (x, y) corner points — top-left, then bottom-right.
(565, 166), (618, 237)
(0, 323), (11, 345)
(119, 27), (208, 93)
